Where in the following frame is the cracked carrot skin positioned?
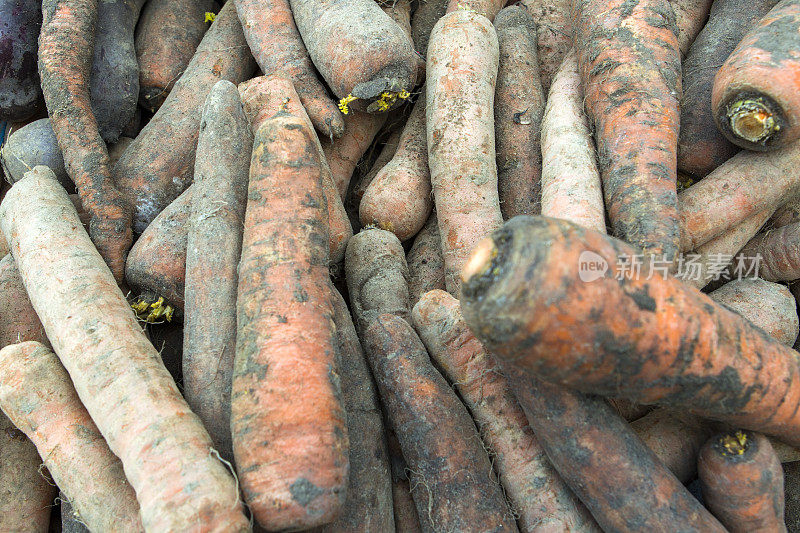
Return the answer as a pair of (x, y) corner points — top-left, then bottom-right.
(232, 112), (347, 530)
(362, 314), (518, 532)
(0, 342), (143, 532)
(426, 9), (502, 295)
(238, 75), (353, 264)
(0, 167), (248, 532)
(461, 215), (800, 447)
(234, 0), (344, 138)
(322, 110), (387, 199)
(713, 0), (800, 151)
(114, 0), (256, 234)
(572, 0), (681, 261)
(412, 290), (598, 533)
(494, 5), (545, 220)
(38, 0), (133, 283)
(183, 80), (253, 462)
(407, 213), (446, 307)
(699, 431), (786, 532)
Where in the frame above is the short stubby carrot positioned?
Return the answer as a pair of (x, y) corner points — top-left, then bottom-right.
(0, 167), (248, 531)
(712, 0), (800, 151)
(0, 342), (143, 532)
(699, 431), (786, 532)
(407, 213), (446, 306)
(573, 0), (681, 261)
(232, 112), (348, 530)
(234, 0), (344, 138)
(426, 9), (502, 294)
(460, 215), (800, 446)
(0, 118), (70, 189)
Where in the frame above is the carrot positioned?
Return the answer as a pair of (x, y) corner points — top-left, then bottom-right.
(712, 0), (800, 151)
(238, 75), (353, 264)
(427, 9), (502, 294)
(407, 213), (446, 306)
(678, 142), (800, 251)
(382, 0), (414, 40)
(734, 222), (800, 282)
(114, 0), (255, 234)
(678, 0), (778, 178)
(670, 0), (713, 56)
(540, 50), (605, 235)
(0, 118), (70, 189)
(770, 197), (800, 228)
(232, 111), (347, 530)
(125, 185), (192, 317)
(362, 314), (518, 531)
(345, 228), (411, 332)
(350, 129), (401, 209)
(316, 288), (393, 532)
(518, 0), (572, 91)
(234, 0), (344, 138)
(0, 341), (142, 532)
(322, 110), (387, 199)
(607, 398), (652, 422)
(0, 255), (47, 347)
(411, 0), (448, 56)
(289, 0), (417, 112)
(38, 0), (133, 282)
(0, 167), (248, 531)
(135, 0), (214, 112)
(787, 460), (800, 531)
(359, 95), (431, 240)
(183, 80), (252, 462)
(460, 215), (800, 446)
(699, 430), (786, 532)
(412, 290), (598, 532)
(494, 5), (545, 220)
(392, 478), (423, 533)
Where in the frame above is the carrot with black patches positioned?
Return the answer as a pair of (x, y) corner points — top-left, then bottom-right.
(572, 0), (681, 261)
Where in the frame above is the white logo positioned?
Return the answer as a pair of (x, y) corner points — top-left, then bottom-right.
(578, 251), (608, 282)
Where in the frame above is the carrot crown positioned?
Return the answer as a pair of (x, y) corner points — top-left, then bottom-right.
(727, 99), (779, 144)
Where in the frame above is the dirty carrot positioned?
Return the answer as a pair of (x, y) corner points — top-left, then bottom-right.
(350, 129), (401, 207)
(518, 0), (572, 91)
(232, 111), (347, 530)
(322, 110), (387, 198)
(392, 478), (423, 533)
(407, 213), (446, 307)
(0, 167), (248, 531)
(411, 0), (447, 56)
(671, 0), (713, 56)
(573, 0), (681, 261)
(735, 222), (800, 282)
(0, 255), (47, 347)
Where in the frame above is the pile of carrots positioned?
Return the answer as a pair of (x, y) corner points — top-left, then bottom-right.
(3, 0), (800, 530)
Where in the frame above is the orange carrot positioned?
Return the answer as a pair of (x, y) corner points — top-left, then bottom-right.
(0, 167), (248, 531)
(322, 111), (387, 198)
(573, 0), (681, 261)
(232, 110), (347, 530)
(0, 341), (142, 532)
(0, 255), (47, 347)
(407, 213), (446, 306)
(350, 129), (401, 209)
(518, 0), (572, 91)
(426, 9), (502, 294)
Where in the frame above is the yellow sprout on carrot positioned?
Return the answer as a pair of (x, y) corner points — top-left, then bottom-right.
(204, 12), (216, 23)
(131, 296), (174, 323)
(338, 94), (358, 115)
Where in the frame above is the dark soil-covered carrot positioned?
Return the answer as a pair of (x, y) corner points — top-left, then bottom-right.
(412, 290), (598, 532)
(39, 0), (133, 282)
(678, 0), (777, 178)
(183, 80), (252, 462)
(0, 254), (47, 347)
(234, 0), (344, 138)
(392, 478), (423, 533)
(289, 0), (417, 112)
(0, 341), (143, 532)
(239, 75), (353, 264)
(0, 167), (248, 531)
(0, 118), (70, 188)
(671, 0), (713, 56)
(232, 111), (347, 530)
(734, 222), (800, 281)
(316, 288), (393, 532)
(573, 0), (681, 261)
(115, 0), (255, 234)
(712, 0), (800, 151)
(407, 213), (446, 306)
(362, 314), (518, 532)
(411, 0), (448, 56)
(359, 95), (431, 240)
(135, 0), (214, 112)
(323, 111), (387, 198)
(494, 5), (545, 220)
(427, 9), (502, 294)
(699, 430), (786, 532)
(519, 0), (571, 91)
(540, 50), (605, 234)
(460, 215), (800, 446)
(0, 0), (42, 122)
(125, 185), (192, 316)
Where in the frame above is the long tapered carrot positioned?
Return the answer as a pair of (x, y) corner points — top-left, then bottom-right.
(232, 111), (347, 530)
(494, 5), (544, 220)
(572, 0), (681, 261)
(407, 213), (446, 306)
(518, 0), (572, 91)
(114, 0), (255, 233)
(322, 110), (387, 199)
(0, 167), (248, 531)
(38, 0), (132, 282)
(234, 0), (344, 138)
(427, 9), (502, 294)
(0, 341), (142, 532)
(412, 290), (598, 532)
(460, 215), (800, 446)
(362, 314), (518, 531)
(183, 80), (252, 462)
(712, 0), (800, 151)
(699, 431), (786, 532)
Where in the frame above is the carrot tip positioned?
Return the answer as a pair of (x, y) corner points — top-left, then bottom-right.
(462, 237), (498, 284)
(727, 99), (778, 144)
